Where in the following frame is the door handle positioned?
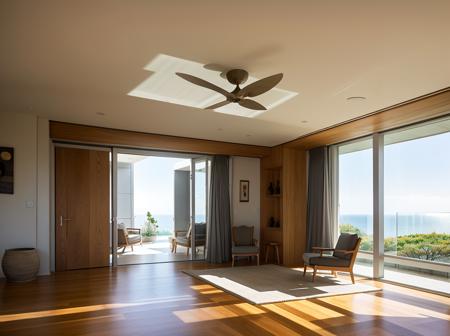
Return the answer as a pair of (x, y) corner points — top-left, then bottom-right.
(59, 215), (72, 227)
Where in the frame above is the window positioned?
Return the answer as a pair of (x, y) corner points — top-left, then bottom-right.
(338, 138), (373, 274)
(384, 119), (450, 266)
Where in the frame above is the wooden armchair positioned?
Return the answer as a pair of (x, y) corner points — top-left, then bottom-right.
(231, 226), (259, 267)
(174, 223), (206, 256)
(302, 233), (361, 284)
(118, 225), (142, 253)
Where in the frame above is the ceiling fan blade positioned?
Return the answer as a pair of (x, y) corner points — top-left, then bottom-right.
(205, 100), (231, 110)
(238, 99), (267, 110)
(176, 72), (232, 99)
(240, 73), (283, 97)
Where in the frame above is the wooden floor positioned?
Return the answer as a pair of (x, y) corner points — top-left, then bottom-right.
(0, 262), (449, 336)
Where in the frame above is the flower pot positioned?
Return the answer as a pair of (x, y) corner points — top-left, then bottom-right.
(2, 248), (39, 282)
(142, 236), (157, 243)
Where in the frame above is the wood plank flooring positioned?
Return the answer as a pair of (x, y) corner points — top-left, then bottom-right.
(0, 262), (449, 336)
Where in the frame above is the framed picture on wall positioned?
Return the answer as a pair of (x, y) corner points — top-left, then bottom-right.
(239, 180), (249, 202)
(0, 147), (14, 194)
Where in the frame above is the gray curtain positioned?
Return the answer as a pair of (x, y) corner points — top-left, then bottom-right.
(206, 155), (231, 263)
(306, 146), (338, 251)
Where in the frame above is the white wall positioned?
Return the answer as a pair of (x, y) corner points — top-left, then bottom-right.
(231, 156), (261, 240)
(0, 112), (50, 277)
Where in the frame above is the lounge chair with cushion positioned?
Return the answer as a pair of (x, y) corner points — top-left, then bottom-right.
(174, 222), (206, 256)
(231, 225), (259, 266)
(302, 233), (361, 283)
(118, 223), (142, 253)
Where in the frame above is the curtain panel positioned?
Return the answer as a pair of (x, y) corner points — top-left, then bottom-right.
(306, 146), (338, 251)
(206, 155), (232, 263)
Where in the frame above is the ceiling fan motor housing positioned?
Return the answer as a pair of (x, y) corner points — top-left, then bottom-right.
(226, 69), (249, 86)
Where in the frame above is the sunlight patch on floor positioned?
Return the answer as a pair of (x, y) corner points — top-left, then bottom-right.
(0, 295), (194, 323)
(173, 303), (265, 323)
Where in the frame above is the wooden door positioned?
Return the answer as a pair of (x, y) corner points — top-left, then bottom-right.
(55, 147), (110, 271)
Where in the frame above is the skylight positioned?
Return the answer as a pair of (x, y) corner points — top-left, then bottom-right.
(128, 54), (297, 118)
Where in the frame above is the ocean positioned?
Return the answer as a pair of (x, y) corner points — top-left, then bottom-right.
(133, 213), (450, 238)
(134, 214), (206, 234)
(339, 213), (450, 237)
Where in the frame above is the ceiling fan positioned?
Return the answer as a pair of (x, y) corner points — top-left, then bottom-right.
(175, 69), (283, 110)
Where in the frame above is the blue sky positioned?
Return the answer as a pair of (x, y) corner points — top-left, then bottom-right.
(339, 132), (450, 214)
(132, 156), (206, 217)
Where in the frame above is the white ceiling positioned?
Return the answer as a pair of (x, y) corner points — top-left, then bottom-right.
(1, 1), (449, 146)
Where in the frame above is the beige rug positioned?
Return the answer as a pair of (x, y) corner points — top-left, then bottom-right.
(184, 264), (380, 304)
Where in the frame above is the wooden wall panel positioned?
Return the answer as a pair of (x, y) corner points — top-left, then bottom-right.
(282, 148), (307, 266)
(50, 121), (271, 157)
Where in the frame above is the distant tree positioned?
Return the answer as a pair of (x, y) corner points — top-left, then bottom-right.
(339, 224), (365, 237)
(396, 233), (450, 261)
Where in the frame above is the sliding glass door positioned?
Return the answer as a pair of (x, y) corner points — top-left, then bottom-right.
(112, 149), (210, 265)
(337, 116), (450, 287)
(383, 120), (450, 278)
(191, 158), (210, 261)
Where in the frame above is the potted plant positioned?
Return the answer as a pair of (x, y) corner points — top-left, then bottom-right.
(142, 211), (159, 243)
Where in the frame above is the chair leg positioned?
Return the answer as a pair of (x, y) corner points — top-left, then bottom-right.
(232, 255), (235, 267)
(303, 265), (307, 277)
(256, 254), (259, 266)
(131, 244), (134, 252)
(122, 246), (126, 253)
(312, 266), (317, 282)
(350, 271), (355, 284)
(332, 270), (337, 277)
(186, 247), (189, 256)
(265, 246), (270, 263)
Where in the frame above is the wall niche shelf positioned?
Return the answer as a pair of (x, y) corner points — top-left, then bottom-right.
(260, 147), (307, 266)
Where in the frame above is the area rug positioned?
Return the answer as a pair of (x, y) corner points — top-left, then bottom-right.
(184, 264), (381, 304)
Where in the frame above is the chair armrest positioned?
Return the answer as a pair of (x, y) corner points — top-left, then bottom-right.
(253, 239), (259, 247)
(312, 247), (334, 256)
(175, 230), (187, 237)
(127, 228), (141, 234)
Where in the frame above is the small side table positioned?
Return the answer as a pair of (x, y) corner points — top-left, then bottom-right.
(265, 242), (280, 264)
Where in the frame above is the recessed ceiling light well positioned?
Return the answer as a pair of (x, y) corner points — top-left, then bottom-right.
(128, 54), (298, 119)
(346, 96), (367, 101)
(96, 112), (105, 116)
(301, 120), (308, 123)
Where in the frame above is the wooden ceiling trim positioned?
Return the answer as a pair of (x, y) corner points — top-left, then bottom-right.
(284, 88), (450, 150)
(49, 121), (271, 157)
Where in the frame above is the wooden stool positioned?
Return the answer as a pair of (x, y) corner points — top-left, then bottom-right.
(265, 242), (280, 264)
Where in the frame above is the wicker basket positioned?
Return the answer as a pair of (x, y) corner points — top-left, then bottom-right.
(2, 248), (40, 282)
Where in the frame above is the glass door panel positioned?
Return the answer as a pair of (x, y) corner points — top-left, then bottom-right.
(338, 137), (374, 277)
(191, 158), (209, 260)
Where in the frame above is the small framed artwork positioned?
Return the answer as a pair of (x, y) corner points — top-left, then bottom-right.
(240, 180), (249, 202)
(0, 147), (14, 194)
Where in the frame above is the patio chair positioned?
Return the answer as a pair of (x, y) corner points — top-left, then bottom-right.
(117, 223), (142, 253)
(231, 225), (259, 267)
(302, 233), (361, 284)
(174, 222), (206, 256)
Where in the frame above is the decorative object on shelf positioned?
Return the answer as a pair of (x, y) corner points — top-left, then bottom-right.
(275, 180), (281, 194)
(0, 147), (14, 194)
(269, 216), (275, 227)
(1, 248), (40, 282)
(268, 182), (274, 195)
(240, 180), (250, 202)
